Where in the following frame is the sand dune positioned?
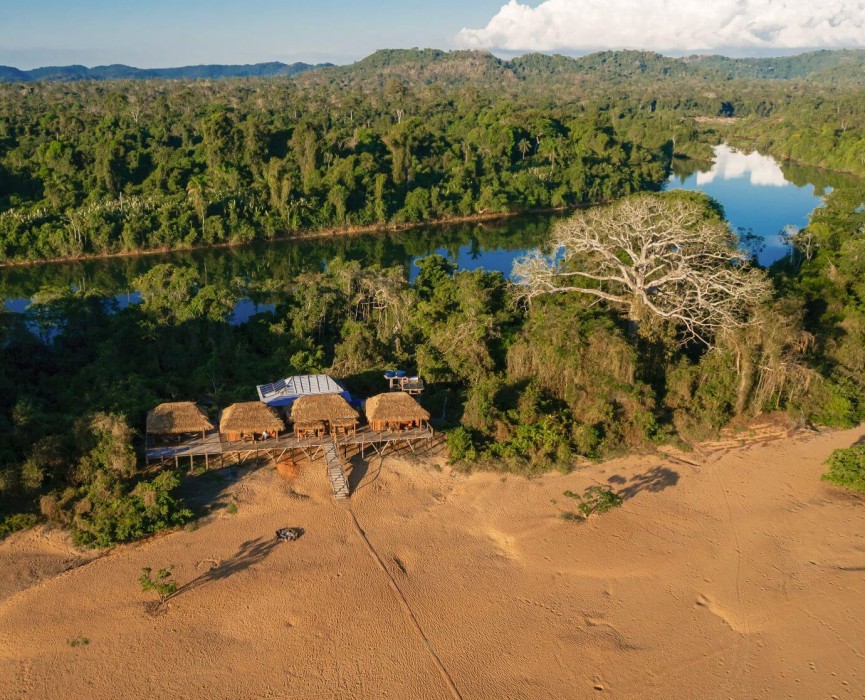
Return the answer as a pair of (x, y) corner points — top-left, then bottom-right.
(2, 427), (865, 699)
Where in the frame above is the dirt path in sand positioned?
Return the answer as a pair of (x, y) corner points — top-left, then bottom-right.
(347, 508), (463, 699)
(1, 426), (864, 699)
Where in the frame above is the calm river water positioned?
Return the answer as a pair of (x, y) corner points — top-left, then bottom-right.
(1, 145), (852, 324)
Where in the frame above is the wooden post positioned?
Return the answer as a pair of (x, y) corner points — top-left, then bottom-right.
(205, 452), (209, 470)
(175, 455), (179, 469)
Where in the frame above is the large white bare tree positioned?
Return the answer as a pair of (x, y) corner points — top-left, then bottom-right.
(514, 194), (772, 345)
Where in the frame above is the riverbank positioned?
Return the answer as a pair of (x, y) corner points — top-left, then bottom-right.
(2, 424), (863, 699)
(0, 207), (572, 270)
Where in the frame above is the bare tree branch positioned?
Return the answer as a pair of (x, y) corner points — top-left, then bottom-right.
(513, 194), (772, 346)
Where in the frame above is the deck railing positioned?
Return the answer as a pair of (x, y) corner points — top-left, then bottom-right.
(145, 424), (434, 460)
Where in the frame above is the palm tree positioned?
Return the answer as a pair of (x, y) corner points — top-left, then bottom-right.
(518, 138), (531, 160)
(186, 176), (207, 223)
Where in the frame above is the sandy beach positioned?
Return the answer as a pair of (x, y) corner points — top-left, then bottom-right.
(2, 426), (864, 699)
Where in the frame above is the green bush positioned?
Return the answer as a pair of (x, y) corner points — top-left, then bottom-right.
(0, 512), (40, 538)
(562, 486), (624, 519)
(71, 470), (192, 548)
(822, 445), (865, 492)
(487, 416), (571, 464)
(666, 352), (738, 442)
(447, 427), (478, 463)
(571, 424), (601, 458)
(807, 377), (863, 429)
(140, 565), (178, 605)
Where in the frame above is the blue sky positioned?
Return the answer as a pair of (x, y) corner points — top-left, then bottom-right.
(0, 0), (504, 68)
(2, 0), (863, 69)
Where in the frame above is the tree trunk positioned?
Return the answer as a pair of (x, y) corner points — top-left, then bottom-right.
(627, 301), (642, 337)
(734, 349), (754, 416)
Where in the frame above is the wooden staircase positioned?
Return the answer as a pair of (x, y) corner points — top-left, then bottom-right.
(324, 438), (350, 500)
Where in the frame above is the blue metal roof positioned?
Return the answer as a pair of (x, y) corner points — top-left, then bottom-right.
(257, 374), (348, 407)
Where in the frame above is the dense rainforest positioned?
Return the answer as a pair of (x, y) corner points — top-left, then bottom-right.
(3, 48), (865, 264)
(0, 77), (670, 262)
(1, 48), (864, 545)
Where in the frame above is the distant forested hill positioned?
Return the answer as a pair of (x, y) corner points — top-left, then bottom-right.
(289, 48), (865, 92)
(313, 48), (691, 87)
(4, 48), (865, 85)
(511, 50), (690, 80)
(683, 49), (865, 80)
(0, 61), (331, 82)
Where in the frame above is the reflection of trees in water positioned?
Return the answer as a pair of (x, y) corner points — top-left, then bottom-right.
(669, 156), (710, 182)
(780, 161), (860, 192)
(0, 215), (557, 303)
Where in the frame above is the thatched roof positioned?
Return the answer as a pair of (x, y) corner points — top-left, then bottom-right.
(220, 402), (285, 434)
(146, 402), (214, 434)
(290, 394), (358, 424)
(365, 393), (430, 422)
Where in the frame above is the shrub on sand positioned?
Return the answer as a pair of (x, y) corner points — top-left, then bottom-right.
(822, 444), (865, 492)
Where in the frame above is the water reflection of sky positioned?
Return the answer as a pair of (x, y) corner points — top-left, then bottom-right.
(666, 144), (825, 265)
(409, 246), (526, 282)
(230, 299), (276, 324)
(4, 298), (29, 313)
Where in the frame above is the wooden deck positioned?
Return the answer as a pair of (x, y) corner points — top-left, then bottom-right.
(145, 425), (436, 463)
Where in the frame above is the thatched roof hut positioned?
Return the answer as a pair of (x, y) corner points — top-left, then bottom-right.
(146, 402), (214, 435)
(290, 394), (358, 435)
(365, 393), (430, 431)
(220, 402), (285, 440)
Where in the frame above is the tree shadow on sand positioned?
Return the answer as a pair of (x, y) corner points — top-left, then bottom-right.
(606, 466), (680, 501)
(169, 536), (280, 599)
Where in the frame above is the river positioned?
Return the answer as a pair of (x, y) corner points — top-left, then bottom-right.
(1, 145), (851, 324)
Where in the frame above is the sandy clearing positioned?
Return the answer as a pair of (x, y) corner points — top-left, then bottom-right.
(1, 427), (865, 699)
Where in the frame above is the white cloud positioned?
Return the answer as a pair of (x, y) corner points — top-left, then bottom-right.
(456, 0), (865, 53)
(696, 145), (788, 187)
